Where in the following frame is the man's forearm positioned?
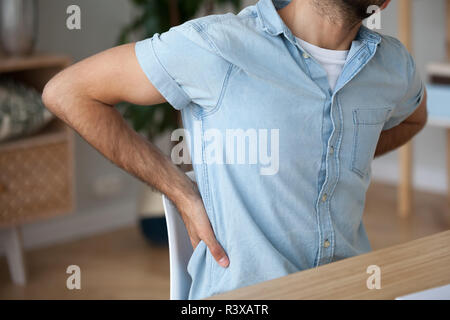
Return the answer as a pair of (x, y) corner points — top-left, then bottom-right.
(43, 82), (197, 209)
(375, 120), (425, 157)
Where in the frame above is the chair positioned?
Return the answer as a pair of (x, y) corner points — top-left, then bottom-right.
(162, 171), (196, 300)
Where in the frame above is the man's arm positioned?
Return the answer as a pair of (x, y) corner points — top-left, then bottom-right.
(375, 89), (428, 157)
(42, 43), (229, 267)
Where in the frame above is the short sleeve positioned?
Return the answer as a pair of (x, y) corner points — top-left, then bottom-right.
(382, 50), (425, 131)
(135, 21), (231, 111)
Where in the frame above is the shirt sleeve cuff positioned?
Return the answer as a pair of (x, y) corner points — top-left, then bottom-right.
(382, 80), (426, 131)
(135, 38), (191, 110)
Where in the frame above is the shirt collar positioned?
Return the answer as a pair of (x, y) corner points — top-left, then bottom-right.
(256, 0), (381, 45)
(256, 0), (291, 36)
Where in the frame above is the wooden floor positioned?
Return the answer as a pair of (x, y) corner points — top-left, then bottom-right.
(0, 182), (449, 299)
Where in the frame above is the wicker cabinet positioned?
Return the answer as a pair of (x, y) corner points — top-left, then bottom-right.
(0, 54), (74, 285)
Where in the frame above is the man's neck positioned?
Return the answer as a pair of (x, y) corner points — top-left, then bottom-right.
(277, 0), (362, 51)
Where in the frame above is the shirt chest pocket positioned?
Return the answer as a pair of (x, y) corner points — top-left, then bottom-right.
(351, 107), (392, 177)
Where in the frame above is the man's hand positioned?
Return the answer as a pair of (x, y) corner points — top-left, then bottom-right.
(375, 89), (428, 157)
(178, 189), (230, 267)
(42, 43), (229, 268)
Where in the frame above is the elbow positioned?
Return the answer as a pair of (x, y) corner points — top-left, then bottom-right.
(417, 91), (428, 132)
(42, 71), (74, 121)
(417, 103), (428, 134)
(408, 95), (428, 135)
(420, 111), (428, 132)
(411, 111), (427, 138)
(42, 74), (63, 116)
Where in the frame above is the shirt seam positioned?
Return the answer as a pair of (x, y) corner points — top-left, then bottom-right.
(191, 13), (256, 61)
(190, 18), (253, 118)
(197, 118), (216, 293)
(195, 63), (235, 119)
(190, 21), (222, 57)
(176, 22), (231, 118)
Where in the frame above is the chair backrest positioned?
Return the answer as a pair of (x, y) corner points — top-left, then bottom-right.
(162, 171), (195, 300)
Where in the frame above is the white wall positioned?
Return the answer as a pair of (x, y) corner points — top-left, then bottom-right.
(23, 0), (447, 249)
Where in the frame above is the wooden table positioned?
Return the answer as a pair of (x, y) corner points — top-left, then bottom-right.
(208, 230), (450, 300)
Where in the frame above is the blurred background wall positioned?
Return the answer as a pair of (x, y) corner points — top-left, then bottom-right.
(370, 0), (448, 195)
(21, 0), (448, 249)
(21, 0), (139, 249)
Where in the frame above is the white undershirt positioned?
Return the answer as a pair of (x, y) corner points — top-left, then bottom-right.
(296, 37), (349, 91)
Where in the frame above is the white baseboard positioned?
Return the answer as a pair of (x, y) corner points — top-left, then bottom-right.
(19, 199), (138, 250)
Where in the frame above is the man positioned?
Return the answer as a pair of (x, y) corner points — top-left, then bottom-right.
(43, 0), (427, 299)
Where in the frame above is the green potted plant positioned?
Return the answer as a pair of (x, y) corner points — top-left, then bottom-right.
(117, 0), (241, 245)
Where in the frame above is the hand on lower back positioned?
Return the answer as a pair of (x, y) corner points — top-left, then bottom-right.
(177, 195), (230, 268)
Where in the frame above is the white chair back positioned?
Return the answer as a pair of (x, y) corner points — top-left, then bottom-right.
(161, 171), (195, 300)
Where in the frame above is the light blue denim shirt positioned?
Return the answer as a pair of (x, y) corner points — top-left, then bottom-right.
(135, 0), (425, 299)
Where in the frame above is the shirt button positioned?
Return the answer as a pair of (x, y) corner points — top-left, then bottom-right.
(324, 240), (330, 248)
(321, 194), (328, 202)
(330, 146), (334, 154)
(302, 52), (310, 59)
